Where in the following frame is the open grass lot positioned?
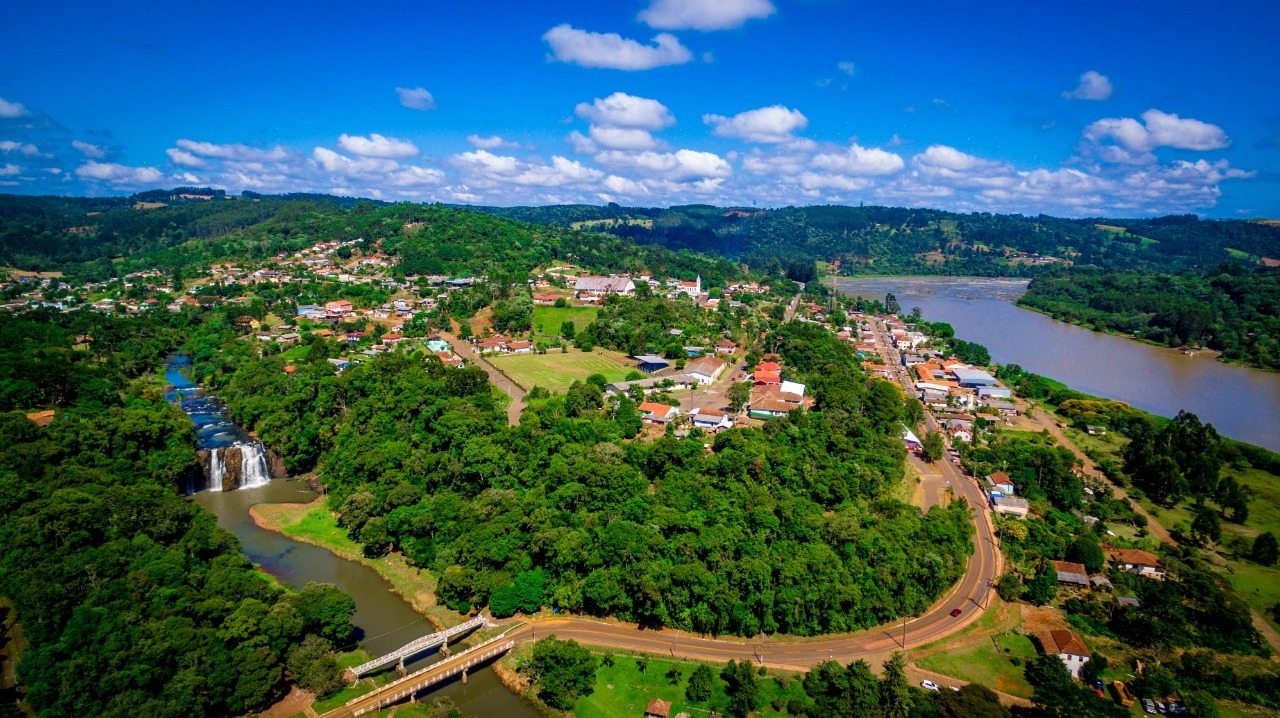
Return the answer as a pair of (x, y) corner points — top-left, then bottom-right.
(532, 305), (599, 341)
(489, 349), (634, 393)
(916, 632), (1037, 698)
(572, 653), (806, 718)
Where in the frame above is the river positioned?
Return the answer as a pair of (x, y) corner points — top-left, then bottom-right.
(833, 277), (1280, 452)
(164, 357), (538, 717)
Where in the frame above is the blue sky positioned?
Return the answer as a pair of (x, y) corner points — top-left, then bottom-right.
(2, 0), (1278, 217)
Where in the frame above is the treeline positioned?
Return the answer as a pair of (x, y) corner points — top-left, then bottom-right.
(0, 312), (356, 717)
(474, 203), (1280, 276)
(1017, 264), (1280, 370)
(196, 318), (975, 637)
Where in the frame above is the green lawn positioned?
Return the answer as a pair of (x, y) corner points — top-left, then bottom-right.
(311, 681), (375, 713)
(532, 305), (599, 341)
(573, 654), (807, 718)
(489, 349), (634, 393)
(282, 507), (363, 555)
(915, 633), (1037, 698)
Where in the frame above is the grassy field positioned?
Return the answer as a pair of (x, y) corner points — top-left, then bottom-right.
(571, 652), (806, 718)
(489, 349), (634, 393)
(532, 305), (599, 341)
(915, 633), (1037, 698)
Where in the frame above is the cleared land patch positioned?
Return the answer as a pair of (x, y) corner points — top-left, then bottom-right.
(489, 349), (634, 393)
(533, 305), (599, 341)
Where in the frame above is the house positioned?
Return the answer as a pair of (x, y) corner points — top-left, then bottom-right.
(25, 410), (55, 427)
(507, 340), (534, 354)
(476, 337), (510, 354)
(637, 402), (680, 424)
(605, 374), (698, 395)
(275, 333), (301, 344)
(714, 339), (737, 355)
(382, 333), (404, 345)
(991, 495), (1030, 519)
(325, 300), (353, 317)
(987, 400), (1020, 416)
(987, 471), (1016, 495)
(902, 428), (923, 452)
(976, 386), (1013, 400)
(747, 388), (805, 419)
(644, 698), (672, 718)
(532, 293), (560, 306)
(633, 354), (671, 373)
(1051, 561), (1090, 588)
(685, 356), (727, 385)
(327, 357), (351, 371)
(1104, 547), (1166, 580)
(426, 339), (451, 353)
(690, 407), (733, 431)
(1036, 630), (1090, 679)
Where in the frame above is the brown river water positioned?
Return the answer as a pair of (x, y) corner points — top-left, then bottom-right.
(834, 276), (1280, 452)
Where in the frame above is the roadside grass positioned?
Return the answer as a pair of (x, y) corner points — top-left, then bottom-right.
(573, 653), (806, 718)
(311, 681), (375, 713)
(489, 348), (633, 393)
(279, 344), (309, 361)
(915, 632), (1037, 698)
(532, 305), (598, 342)
(1224, 561), (1280, 634)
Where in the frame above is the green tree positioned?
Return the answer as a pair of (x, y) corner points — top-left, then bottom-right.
(1025, 565), (1058, 605)
(728, 381), (752, 412)
(1191, 503), (1222, 545)
(922, 431), (945, 462)
(686, 663), (715, 703)
(286, 635), (345, 696)
(525, 637), (598, 710)
(938, 684), (1010, 718)
(878, 652), (913, 718)
(1080, 652), (1108, 685)
(1250, 531), (1279, 566)
(996, 574), (1025, 602)
(1066, 534), (1105, 573)
(615, 397), (642, 439)
(721, 659), (761, 718)
(560, 320), (577, 340)
(296, 583), (357, 645)
(803, 659), (879, 717)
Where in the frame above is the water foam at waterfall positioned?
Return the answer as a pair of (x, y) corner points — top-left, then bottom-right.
(239, 442), (271, 489)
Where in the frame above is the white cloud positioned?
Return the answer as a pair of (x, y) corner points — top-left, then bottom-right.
(589, 126), (659, 151)
(166, 148), (207, 167)
(567, 131), (598, 154)
(71, 140), (106, 158)
(543, 24), (693, 70)
(312, 147), (400, 176)
(0, 141), (44, 157)
(638, 0), (776, 30)
(1062, 70), (1112, 101)
(810, 143), (905, 176)
(74, 161), (164, 186)
(1084, 109), (1230, 154)
(602, 174), (650, 196)
(704, 105), (808, 143)
(386, 165), (446, 187)
(337, 133), (419, 159)
(575, 92), (675, 132)
(467, 135), (520, 150)
(0, 97), (27, 118)
(595, 148), (732, 182)
(0, 164), (19, 176)
(914, 144), (1004, 173)
(174, 139), (289, 162)
(396, 87), (436, 111)
(837, 61), (856, 77)
(450, 149), (521, 177)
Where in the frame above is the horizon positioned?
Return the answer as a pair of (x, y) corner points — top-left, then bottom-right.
(2, 0), (1278, 218)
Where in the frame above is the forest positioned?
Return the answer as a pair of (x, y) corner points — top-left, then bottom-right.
(1016, 264), (1280, 370)
(192, 317), (976, 637)
(0, 311), (356, 718)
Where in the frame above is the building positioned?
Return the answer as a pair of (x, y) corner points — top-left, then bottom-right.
(977, 386), (1013, 400)
(1104, 547), (1166, 580)
(644, 698), (672, 718)
(426, 339), (451, 353)
(685, 356), (727, 385)
(747, 388), (805, 419)
(714, 339), (737, 354)
(637, 402), (680, 424)
(991, 495), (1030, 519)
(1036, 630), (1090, 679)
(902, 428), (923, 452)
(532, 293), (560, 306)
(605, 374), (698, 395)
(953, 368), (999, 388)
(987, 471), (1016, 495)
(633, 354), (671, 373)
(325, 300), (353, 317)
(574, 276), (635, 298)
(690, 407), (733, 431)
(1051, 561), (1090, 587)
(507, 340), (534, 354)
(476, 337), (510, 354)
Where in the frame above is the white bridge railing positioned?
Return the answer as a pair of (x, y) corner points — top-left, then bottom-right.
(350, 637), (515, 715)
(348, 615), (490, 677)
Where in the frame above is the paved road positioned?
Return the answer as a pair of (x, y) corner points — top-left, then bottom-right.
(783, 283), (804, 323)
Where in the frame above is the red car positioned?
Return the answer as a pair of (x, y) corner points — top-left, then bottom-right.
(949, 608), (963, 617)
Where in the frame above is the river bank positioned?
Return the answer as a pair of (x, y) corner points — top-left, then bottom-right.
(249, 499), (461, 634)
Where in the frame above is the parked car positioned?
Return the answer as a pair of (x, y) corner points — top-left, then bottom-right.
(920, 680), (940, 692)
(1142, 699), (1158, 715)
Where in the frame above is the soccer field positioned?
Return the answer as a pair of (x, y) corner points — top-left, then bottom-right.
(489, 349), (634, 393)
(532, 305), (600, 341)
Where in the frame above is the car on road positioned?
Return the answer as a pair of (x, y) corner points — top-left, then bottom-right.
(920, 680), (940, 692)
(949, 608), (963, 617)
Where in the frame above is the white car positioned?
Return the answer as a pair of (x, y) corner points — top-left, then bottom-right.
(920, 680), (940, 692)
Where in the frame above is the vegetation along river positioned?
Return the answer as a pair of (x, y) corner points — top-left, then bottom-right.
(165, 357), (538, 717)
(833, 277), (1280, 452)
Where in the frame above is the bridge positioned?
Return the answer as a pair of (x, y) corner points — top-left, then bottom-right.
(346, 614), (492, 678)
(322, 635), (516, 718)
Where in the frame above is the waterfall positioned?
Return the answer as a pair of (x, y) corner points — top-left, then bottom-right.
(239, 442), (271, 489)
(208, 449), (224, 492)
